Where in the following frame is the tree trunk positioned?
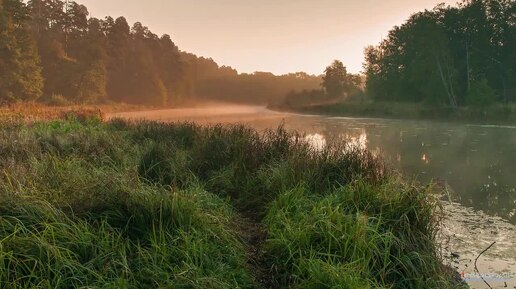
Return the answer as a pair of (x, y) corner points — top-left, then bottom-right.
(466, 43), (471, 93)
(445, 58), (458, 108)
(435, 54), (456, 110)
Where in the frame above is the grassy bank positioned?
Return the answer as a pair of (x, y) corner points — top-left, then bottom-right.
(0, 113), (464, 288)
(279, 101), (516, 124)
(0, 102), (150, 124)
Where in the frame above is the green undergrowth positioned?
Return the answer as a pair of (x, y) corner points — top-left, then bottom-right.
(0, 116), (462, 288)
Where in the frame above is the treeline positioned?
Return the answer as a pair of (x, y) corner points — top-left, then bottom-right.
(283, 60), (362, 108)
(0, 0), (320, 105)
(181, 52), (322, 105)
(364, 0), (515, 108)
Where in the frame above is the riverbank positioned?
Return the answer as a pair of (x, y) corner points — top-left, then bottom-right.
(0, 102), (151, 124)
(0, 112), (465, 288)
(275, 101), (516, 124)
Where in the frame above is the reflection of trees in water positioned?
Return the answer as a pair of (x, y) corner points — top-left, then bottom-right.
(276, 118), (516, 223)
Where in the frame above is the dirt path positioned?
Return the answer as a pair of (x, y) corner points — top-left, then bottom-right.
(237, 215), (278, 289)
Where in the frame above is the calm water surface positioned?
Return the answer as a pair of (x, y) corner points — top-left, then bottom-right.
(110, 105), (516, 289)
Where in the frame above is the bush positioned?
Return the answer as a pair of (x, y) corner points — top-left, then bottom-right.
(469, 78), (496, 108)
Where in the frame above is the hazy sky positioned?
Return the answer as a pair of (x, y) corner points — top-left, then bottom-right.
(79, 0), (457, 75)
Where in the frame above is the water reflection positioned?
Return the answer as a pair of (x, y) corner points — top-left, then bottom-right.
(260, 117), (516, 225)
(303, 133), (326, 151)
(345, 131), (368, 151)
(421, 153), (429, 164)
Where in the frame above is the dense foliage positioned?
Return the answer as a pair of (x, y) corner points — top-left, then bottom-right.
(0, 0), (43, 102)
(364, 0), (516, 108)
(0, 0), (320, 105)
(283, 60), (362, 108)
(0, 115), (462, 288)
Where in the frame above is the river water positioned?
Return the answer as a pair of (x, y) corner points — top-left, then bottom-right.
(109, 105), (516, 288)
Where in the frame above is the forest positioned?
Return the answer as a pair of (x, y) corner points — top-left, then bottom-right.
(0, 0), (321, 106)
(278, 0), (515, 122)
(2, 0), (515, 113)
(364, 0), (515, 109)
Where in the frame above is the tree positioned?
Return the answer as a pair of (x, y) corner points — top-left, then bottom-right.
(469, 77), (496, 107)
(105, 16), (130, 101)
(118, 21), (168, 105)
(74, 18), (107, 103)
(322, 60), (349, 98)
(28, 0), (73, 100)
(156, 34), (186, 104)
(0, 0), (43, 102)
(363, 0), (515, 109)
(4, 0), (323, 106)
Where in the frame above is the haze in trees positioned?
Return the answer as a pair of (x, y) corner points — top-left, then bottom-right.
(0, 0), (321, 105)
(283, 60), (362, 108)
(0, 0), (43, 103)
(1, 0), (514, 112)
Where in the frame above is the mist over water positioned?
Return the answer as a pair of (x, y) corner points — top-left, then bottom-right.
(109, 104), (516, 289)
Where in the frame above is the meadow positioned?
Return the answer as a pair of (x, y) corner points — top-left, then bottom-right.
(0, 111), (464, 288)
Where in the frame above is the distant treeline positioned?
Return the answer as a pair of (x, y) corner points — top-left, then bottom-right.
(0, 0), (321, 105)
(364, 0), (515, 108)
(282, 60), (363, 108)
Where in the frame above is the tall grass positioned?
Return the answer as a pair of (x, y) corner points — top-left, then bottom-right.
(263, 181), (452, 288)
(0, 115), (463, 288)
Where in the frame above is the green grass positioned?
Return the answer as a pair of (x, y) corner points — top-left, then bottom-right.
(264, 181), (450, 288)
(0, 115), (464, 288)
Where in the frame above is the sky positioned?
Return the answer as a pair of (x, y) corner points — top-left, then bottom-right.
(79, 0), (458, 75)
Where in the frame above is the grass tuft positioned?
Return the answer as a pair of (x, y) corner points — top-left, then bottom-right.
(0, 117), (463, 288)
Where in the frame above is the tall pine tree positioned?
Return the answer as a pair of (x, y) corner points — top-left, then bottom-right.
(0, 0), (43, 102)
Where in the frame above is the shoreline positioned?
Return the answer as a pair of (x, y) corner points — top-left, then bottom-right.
(271, 102), (516, 126)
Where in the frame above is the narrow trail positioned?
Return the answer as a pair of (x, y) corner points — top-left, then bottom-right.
(238, 215), (278, 289)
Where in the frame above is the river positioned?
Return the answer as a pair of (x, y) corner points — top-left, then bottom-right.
(109, 104), (516, 289)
